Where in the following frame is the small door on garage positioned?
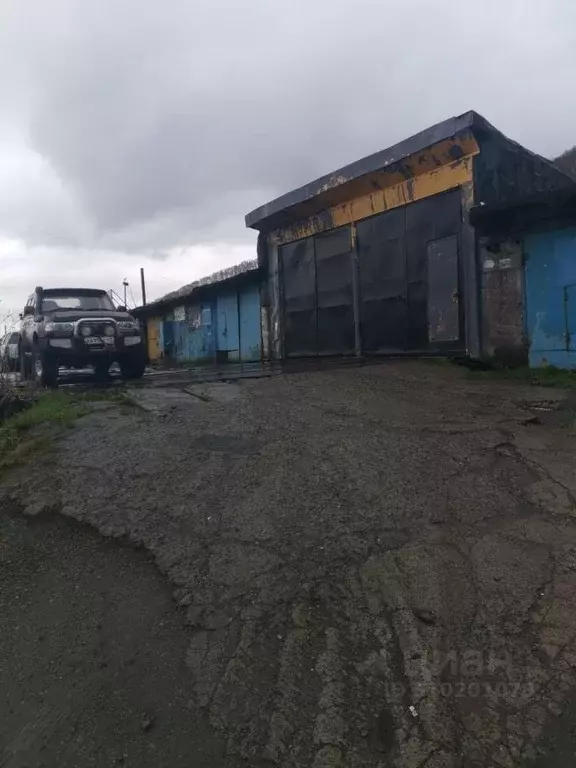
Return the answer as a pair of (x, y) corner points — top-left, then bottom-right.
(162, 320), (175, 359)
(427, 235), (460, 344)
(315, 227), (355, 355)
(147, 319), (161, 361)
(216, 293), (240, 361)
(406, 189), (463, 350)
(239, 285), (262, 361)
(280, 236), (317, 357)
(357, 207), (408, 353)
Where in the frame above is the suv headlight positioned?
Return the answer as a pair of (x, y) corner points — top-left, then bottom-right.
(117, 320), (139, 331)
(45, 321), (74, 335)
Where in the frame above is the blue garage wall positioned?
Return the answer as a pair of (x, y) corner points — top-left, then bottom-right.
(525, 226), (576, 369)
(239, 285), (262, 361)
(216, 294), (240, 360)
(146, 278), (262, 364)
(161, 302), (216, 363)
(185, 302), (216, 361)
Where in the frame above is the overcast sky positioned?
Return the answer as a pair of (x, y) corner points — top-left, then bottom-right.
(1, 0), (575, 324)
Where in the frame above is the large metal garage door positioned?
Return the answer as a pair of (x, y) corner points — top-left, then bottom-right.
(357, 188), (463, 354)
(281, 189), (463, 358)
(406, 188), (462, 350)
(280, 236), (317, 357)
(280, 227), (354, 357)
(315, 228), (355, 355)
(357, 207), (407, 353)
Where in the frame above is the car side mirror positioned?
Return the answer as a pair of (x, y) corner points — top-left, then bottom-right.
(117, 305), (127, 312)
(23, 305), (34, 316)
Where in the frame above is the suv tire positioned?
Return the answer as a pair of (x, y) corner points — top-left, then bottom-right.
(19, 346), (32, 382)
(119, 355), (145, 380)
(32, 346), (59, 388)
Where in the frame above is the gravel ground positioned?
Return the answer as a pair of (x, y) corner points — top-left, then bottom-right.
(2, 360), (576, 767)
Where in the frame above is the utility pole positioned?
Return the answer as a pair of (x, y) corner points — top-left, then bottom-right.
(140, 267), (147, 306)
(122, 279), (129, 309)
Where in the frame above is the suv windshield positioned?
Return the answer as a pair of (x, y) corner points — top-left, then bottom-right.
(42, 292), (116, 312)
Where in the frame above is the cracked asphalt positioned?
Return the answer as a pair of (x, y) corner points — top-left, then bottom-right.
(2, 360), (576, 767)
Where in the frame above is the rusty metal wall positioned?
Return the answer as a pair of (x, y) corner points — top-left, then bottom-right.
(480, 238), (526, 365)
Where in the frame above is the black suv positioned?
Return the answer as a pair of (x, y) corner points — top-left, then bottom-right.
(20, 287), (146, 386)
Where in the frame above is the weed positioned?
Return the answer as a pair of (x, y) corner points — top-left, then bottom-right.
(466, 365), (576, 389)
(0, 387), (131, 467)
(423, 358), (576, 390)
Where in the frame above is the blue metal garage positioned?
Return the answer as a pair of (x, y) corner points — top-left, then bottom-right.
(525, 227), (576, 369)
(134, 261), (263, 365)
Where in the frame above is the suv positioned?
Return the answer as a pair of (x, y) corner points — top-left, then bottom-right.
(20, 287), (146, 386)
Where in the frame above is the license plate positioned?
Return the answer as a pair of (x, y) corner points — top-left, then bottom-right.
(85, 336), (114, 347)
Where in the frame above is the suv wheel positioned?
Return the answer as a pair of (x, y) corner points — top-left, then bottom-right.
(32, 347), (59, 388)
(19, 346), (32, 382)
(119, 355), (146, 380)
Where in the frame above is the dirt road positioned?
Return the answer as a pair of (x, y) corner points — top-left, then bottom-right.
(2, 361), (576, 767)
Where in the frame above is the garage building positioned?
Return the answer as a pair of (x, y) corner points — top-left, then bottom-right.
(246, 111), (571, 361)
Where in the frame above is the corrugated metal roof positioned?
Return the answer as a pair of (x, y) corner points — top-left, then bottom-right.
(134, 259), (259, 313)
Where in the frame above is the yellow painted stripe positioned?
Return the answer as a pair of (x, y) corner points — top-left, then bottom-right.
(272, 156), (475, 246)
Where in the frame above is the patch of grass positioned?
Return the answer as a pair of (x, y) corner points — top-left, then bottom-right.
(0, 391), (89, 458)
(423, 358), (576, 390)
(0, 389), (108, 468)
(0, 386), (135, 469)
(465, 365), (576, 389)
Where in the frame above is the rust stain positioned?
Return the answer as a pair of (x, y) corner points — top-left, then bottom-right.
(317, 174), (350, 194)
(461, 178), (475, 211)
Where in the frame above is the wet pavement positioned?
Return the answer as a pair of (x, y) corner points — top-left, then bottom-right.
(2, 360), (576, 766)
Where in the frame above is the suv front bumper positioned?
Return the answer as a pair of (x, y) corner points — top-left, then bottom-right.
(41, 335), (144, 361)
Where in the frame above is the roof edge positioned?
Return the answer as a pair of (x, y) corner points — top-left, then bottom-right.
(133, 259), (260, 315)
(245, 110), (478, 230)
(469, 183), (576, 233)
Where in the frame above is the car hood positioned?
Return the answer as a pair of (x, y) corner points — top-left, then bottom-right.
(47, 310), (135, 323)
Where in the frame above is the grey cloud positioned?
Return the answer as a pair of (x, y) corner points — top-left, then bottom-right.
(1, 0), (576, 257)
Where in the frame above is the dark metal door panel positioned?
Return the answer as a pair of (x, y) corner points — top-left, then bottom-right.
(357, 207), (407, 352)
(280, 237), (317, 357)
(406, 190), (462, 350)
(315, 227), (354, 355)
(427, 235), (459, 342)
